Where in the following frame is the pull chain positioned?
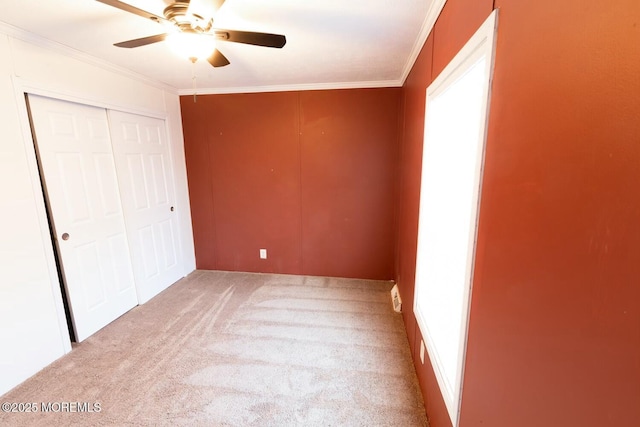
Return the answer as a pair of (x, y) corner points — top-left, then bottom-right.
(190, 57), (197, 103)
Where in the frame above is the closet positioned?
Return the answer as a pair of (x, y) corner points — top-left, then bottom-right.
(27, 95), (183, 341)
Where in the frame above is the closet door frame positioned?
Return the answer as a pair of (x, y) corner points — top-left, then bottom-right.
(12, 77), (179, 351)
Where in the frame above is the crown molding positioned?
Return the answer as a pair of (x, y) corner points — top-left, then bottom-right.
(0, 21), (177, 94)
(177, 79), (404, 96)
(399, 0), (447, 84)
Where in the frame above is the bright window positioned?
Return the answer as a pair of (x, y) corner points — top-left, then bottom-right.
(413, 10), (498, 427)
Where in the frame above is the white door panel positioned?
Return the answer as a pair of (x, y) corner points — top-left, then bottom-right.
(28, 95), (138, 342)
(109, 110), (183, 303)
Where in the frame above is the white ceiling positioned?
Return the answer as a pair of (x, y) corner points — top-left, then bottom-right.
(0, 0), (443, 94)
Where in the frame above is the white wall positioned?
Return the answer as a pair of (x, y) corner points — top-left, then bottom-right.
(0, 29), (195, 396)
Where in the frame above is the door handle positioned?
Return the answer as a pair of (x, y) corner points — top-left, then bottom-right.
(61, 233), (70, 241)
(170, 206), (174, 212)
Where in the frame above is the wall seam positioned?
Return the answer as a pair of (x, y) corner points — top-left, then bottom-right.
(430, 33), (435, 84)
(394, 90), (407, 283)
(207, 120), (219, 270)
(297, 91), (304, 274)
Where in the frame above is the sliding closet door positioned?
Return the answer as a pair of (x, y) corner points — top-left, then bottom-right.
(108, 111), (183, 303)
(27, 95), (138, 341)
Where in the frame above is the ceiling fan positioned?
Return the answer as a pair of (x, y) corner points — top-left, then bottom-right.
(96, 0), (286, 67)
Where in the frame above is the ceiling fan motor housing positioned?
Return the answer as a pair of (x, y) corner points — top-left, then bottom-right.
(164, 2), (212, 33)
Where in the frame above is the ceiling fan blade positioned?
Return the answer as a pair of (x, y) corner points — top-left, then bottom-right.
(207, 49), (230, 68)
(215, 30), (286, 48)
(96, 0), (168, 23)
(114, 34), (168, 48)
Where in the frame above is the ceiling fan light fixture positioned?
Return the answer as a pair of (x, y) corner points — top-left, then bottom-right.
(166, 32), (215, 61)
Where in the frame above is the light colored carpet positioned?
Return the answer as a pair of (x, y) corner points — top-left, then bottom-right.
(0, 270), (427, 426)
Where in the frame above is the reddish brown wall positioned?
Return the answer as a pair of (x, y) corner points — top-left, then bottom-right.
(397, 0), (640, 426)
(181, 88), (400, 280)
(462, 0), (640, 425)
(396, 1), (492, 426)
(299, 90), (399, 279)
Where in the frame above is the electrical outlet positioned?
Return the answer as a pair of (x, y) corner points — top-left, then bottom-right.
(420, 340), (425, 364)
(259, 249), (267, 259)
